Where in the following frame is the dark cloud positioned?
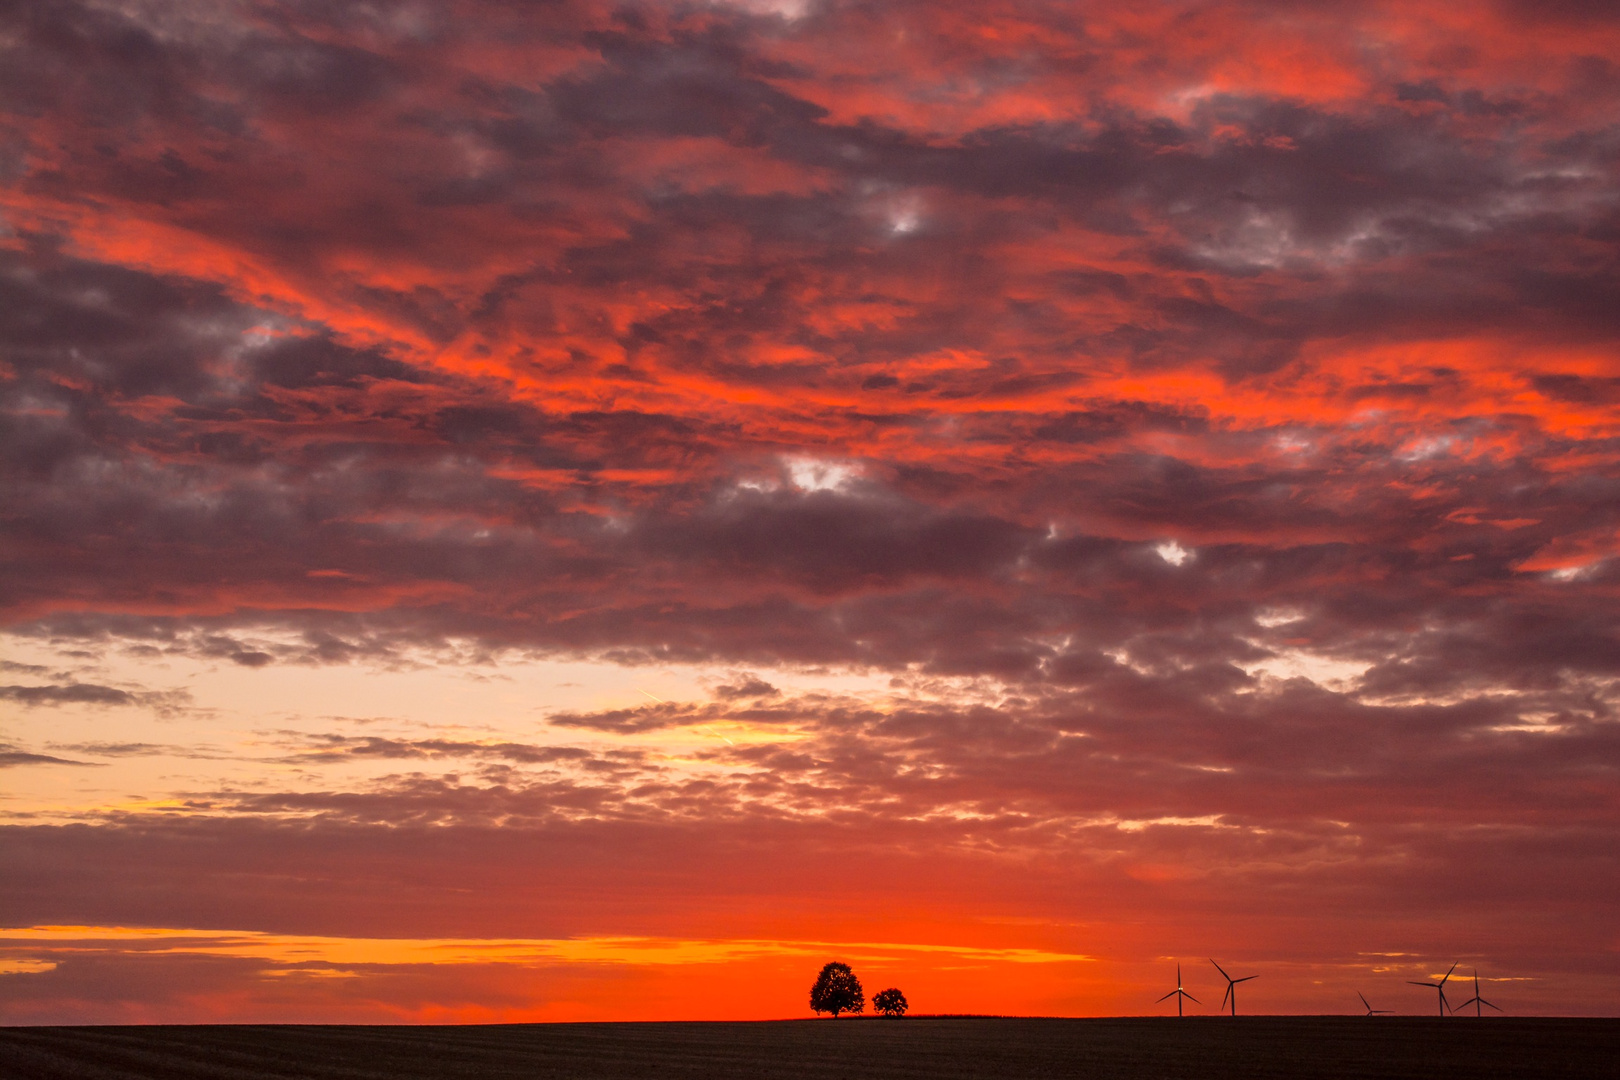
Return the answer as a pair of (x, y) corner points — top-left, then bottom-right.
(1496, 0), (1620, 24)
(281, 735), (595, 766)
(0, 683), (135, 706)
(712, 674), (780, 700)
(49, 742), (174, 757)
(634, 488), (1033, 594)
(0, 744), (94, 768)
(1, 0), (1618, 1020)
(0, 679), (193, 717)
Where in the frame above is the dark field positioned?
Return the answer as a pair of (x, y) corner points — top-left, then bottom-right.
(2, 1017), (1616, 1080)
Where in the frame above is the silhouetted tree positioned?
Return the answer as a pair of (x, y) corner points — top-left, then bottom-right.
(872, 988), (907, 1016)
(809, 961), (865, 1017)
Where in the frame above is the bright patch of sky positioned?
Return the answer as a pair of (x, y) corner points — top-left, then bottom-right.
(1239, 647), (1371, 689)
(0, 633), (976, 821)
(1113, 814), (1229, 832)
(704, 0), (813, 20)
(784, 457), (860, 491)
(1154, 540), (1192, 566)
(1254, 607), (1305, 628)
(0, 924), (1091, 971)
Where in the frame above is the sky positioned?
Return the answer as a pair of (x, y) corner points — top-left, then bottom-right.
(1, 0), (1617, 1023)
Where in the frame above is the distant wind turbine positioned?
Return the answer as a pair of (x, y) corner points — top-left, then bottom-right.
(1454, 970), (1502, 1017)
(1408, 962), (1458, 1016)
(1358, 992), (1392, 1016)
(1209, 959), (1257, 1016)
(1156, 964), (1199, 1016)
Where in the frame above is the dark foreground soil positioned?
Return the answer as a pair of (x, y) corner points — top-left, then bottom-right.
(1, 1017), (1616, 1080)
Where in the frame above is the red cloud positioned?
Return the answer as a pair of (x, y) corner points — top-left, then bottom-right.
(1, 0), (1617, 1021)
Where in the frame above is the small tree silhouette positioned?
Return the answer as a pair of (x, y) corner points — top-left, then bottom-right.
(809, 961), (865, 1017)
(872, 988), (908, 1016)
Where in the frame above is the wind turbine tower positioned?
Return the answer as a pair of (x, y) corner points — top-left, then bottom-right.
(1156, 964), (1199, 1017)
(1209, 959), (1258, 1016)
(1455, 970), (1502, 1017)
(1408, 962), (1459, 1016)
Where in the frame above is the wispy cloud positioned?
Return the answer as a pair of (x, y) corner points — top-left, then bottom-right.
(1, 0), (1617, 1023)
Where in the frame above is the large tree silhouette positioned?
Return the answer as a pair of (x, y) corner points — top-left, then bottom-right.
(809, 962), (865, 1017)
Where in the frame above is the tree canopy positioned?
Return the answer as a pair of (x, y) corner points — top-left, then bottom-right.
(872, 988), (908, 1016)
(809, 962), (865, 1017)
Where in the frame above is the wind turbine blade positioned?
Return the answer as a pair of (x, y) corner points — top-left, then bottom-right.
(1156, 990), (1179, 1003)
(1184, 992), (1200, 1004)
(1234, 975), (1259, 983)
(1359, 992), (1371, 1011)
(1483, 999), (1502, 1012)
(1441, 962), (1458, 985)
(1210, 959), (1230, 980)
(1408, 981), (1436, 988)
(1221, 986), (1230, 1010)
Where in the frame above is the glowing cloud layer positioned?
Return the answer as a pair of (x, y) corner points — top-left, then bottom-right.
(0, 0), (1616, 1021)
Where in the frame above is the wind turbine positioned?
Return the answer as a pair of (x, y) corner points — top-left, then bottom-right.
(1408, 962), (1458, 1016)
(1156, 964), (1199, 1016)
(1358, 992), (1392, 1016)
(1454, 970), (1502, 1017)
(1209, 959), (1257, 1016)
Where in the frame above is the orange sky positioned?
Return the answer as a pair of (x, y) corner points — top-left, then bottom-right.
(1, 0), (1617, 1022)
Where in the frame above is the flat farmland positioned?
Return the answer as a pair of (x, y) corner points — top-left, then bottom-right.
(2, 1017), (1616, 1080)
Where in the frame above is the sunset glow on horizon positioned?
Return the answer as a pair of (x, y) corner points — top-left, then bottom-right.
(2, 0), (1618, 1023)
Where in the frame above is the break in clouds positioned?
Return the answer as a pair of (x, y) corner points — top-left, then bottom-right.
(0, 0), (1617, 1021)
